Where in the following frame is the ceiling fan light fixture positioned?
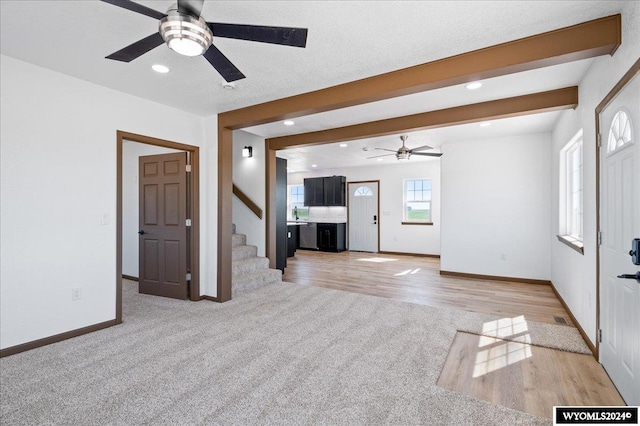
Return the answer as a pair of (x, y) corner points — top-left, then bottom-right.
(159, 9), (213, 57)
(396, 152), (411, 161)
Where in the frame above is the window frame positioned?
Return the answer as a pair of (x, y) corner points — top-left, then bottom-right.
(287, 184), (309, 221)
(557, 129), (584, 254)
(402, 178), (433, 225)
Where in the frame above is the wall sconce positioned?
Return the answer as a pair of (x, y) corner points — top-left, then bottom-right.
(242, 146), (253, 158)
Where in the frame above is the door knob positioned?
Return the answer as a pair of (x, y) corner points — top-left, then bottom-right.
(629, 238), (640, 265)
(617, 272), (640, 283)
(138, 230), (146, 235)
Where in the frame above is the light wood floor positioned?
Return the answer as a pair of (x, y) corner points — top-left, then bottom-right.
(284, 250), (572, 326)
(437, 332), (625, 419)
(283, 250), (626, 417)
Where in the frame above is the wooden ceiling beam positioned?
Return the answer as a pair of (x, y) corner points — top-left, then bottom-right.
(267, 87), (578, 150)
(220, 15), (619, 129)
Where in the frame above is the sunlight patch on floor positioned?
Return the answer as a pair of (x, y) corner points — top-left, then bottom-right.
(481, 315), (531, 342)
(357, 258), (398, 263)
(395, 268), (421, 276)
(473, 338), (533, 378)
(473, 316), (532, 378)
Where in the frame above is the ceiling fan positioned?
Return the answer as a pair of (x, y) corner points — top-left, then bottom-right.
(100, 0), (308, 82)
(368, 135), (443, 161)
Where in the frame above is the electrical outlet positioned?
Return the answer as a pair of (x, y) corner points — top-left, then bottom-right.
(100, 214), (109, 225)
(72, 288), (82, 301)
(500, 253), (507, 261)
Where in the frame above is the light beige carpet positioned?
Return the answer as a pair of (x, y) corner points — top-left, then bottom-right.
(0, 280), (588, 425)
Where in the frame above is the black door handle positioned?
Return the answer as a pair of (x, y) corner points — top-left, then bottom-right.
(617, 272), (640, 283)
(138, 230), (146, 235)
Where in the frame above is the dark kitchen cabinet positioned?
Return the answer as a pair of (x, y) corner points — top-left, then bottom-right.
(323, 176), (346, 206)
(317, 223), (346, 252)
(304, 175), (346, 206)
(303, 177), (324, 206)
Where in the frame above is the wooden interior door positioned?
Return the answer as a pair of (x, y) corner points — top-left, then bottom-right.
(348, 182), (379, 252)
(598, 66), (640, 405)
(139, 152), (189, 299)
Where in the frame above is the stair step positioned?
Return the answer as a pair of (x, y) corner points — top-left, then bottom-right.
(232, 234), (247, 247)
(232, 257), (270, 277)
(233, 269), (282, 298)
(232, 245), (258, 261)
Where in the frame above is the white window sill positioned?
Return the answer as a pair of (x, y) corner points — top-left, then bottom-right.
(557, 235), (584, 255)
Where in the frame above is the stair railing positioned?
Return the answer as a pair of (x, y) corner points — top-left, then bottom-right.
(232, 184), (263, 219)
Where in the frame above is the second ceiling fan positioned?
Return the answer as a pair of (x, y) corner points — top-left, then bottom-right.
(368, 135), (443, 161)
(101, 0), (308, 82)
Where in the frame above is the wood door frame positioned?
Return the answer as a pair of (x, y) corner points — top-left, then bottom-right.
(218, 15), (620, 302)
(116, 130), (201, 324)
(594, 57), (640, 360)
(347, 180), (381, 253)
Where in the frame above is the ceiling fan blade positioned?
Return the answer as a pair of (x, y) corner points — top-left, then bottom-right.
(208, 23), (308, 48)
(203, 44), (246, 82)
(100, 0), (166, 20)
(375, 148), (398, 152)
(177, 0), (204, 18)
(410, 144), (434, 152)
(367, 154), (395, 159)
(106, 32), (164, 62)
(411, 152), (443, 157)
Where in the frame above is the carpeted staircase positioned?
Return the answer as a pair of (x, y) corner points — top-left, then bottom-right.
(232, 231), (282, 297)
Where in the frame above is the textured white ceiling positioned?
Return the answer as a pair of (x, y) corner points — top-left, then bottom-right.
(0, 1), (628, 116)
(277, 111), (562, 173)
(0, 1), (630, 170)
(246, 58), (595, 138)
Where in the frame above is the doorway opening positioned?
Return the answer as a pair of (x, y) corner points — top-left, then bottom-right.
(116, 131), (200, 324)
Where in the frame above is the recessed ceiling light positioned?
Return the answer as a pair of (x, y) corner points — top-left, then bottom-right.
(480, 121), (491, 127)
(152, 64), (169, 73)
(283, 120), (295, 126)
(311, 164), (317, 168)
(339, 144), (348, 148)
(466, 81), (482, 90)
(377, 158), (384, 161)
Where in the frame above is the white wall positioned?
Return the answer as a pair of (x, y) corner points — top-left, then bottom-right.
(288, 159), (441, 255)
(550, 1), (640, 345)
(122, 142), (181, 278)
(0, 55), (219, 350)
(440, 133), (552, 280)
(232, 131), (266, 256)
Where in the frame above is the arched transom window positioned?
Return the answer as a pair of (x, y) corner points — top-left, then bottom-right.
(607, 109), (633, 154)
(354, 186), (373, 197)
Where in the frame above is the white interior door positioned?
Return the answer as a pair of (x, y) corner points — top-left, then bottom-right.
(348, 182), (379, 252)
(598, 68), (640, 405)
